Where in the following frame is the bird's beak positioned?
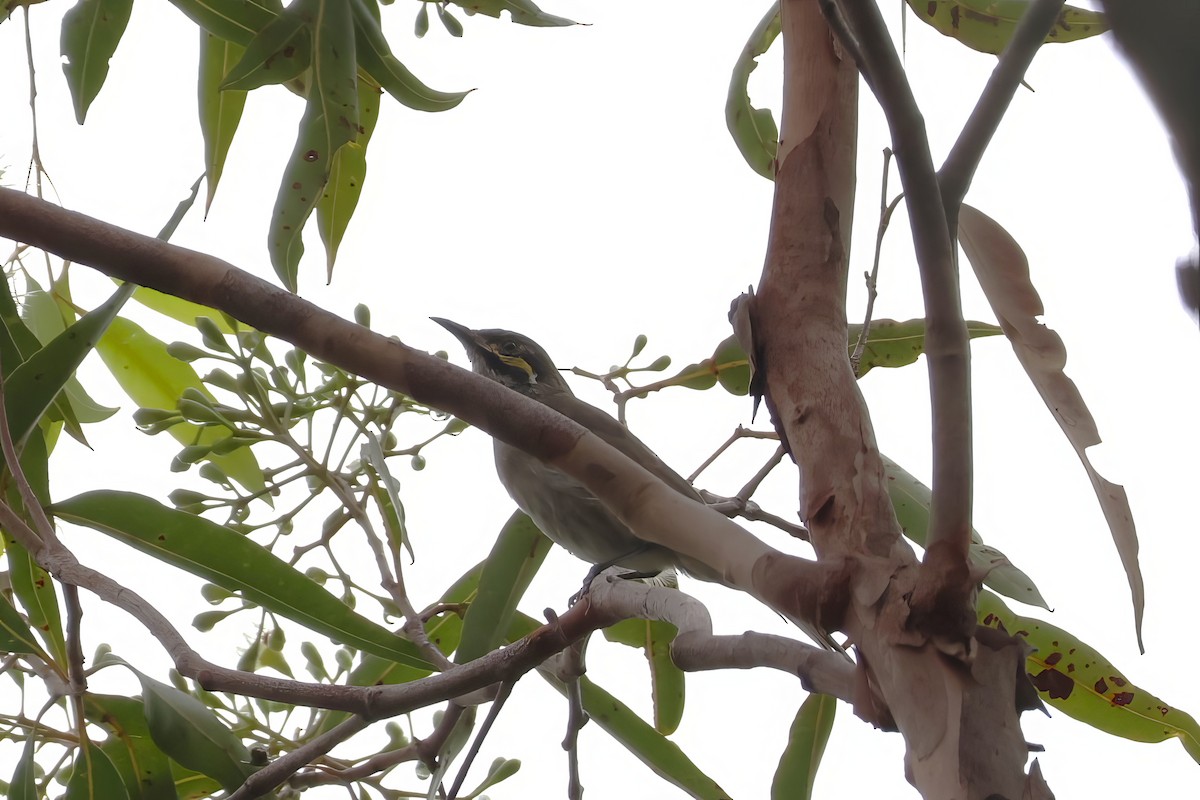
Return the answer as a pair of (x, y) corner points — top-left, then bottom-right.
(431, 317), (484, 355)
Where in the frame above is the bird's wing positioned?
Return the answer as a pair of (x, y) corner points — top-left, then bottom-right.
(544, 393), (704, 503)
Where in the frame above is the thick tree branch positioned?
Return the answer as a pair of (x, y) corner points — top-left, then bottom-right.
(0, 186), (840, 640)
(836, 0), (972, 564)
(939, 0), (1067, 212)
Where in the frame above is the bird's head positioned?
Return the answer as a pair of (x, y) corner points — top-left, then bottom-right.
(432, 318), (571, 397)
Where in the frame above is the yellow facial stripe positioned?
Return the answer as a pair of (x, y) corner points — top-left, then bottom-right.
(496, 353), (537, 381)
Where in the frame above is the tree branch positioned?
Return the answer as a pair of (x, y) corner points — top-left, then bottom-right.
(0, 186), (840, 636)
(939, 0), (1067, 211)
(835, 0), (973, 564)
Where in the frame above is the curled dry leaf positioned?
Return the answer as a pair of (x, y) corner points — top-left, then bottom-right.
(958, 203), (1145, 652)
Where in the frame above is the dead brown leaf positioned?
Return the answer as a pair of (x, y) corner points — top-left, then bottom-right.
(958, 203), (1145, 653)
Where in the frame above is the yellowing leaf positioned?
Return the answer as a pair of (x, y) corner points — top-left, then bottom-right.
(906, 0), (1107, 55)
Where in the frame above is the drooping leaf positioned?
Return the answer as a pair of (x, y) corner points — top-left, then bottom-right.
(8, 731), (38, 800)
(218, 6), (310, 91)
(771, 693), (836, 800)
(84, 694), (180, 800)
(447, 0), (577, 27)
(882, 454), (1048, 609)
(60, 0), (134, 123)
(978, 592), (1200, 763)
(165, 0), (279, 45)
(4, 537), (68, 667)
(507, 612), (728, 799)
(726, 0), (780, 180)
(65, 739), (131, 800)
(268, 0), (359, 288)
(456, 510), (550, 663)
(199, 32), (249, 212)
(546, 671), (728, 799)
(351, 0), (471, 112)
(317, 76), (382, 278)
(0, 592), (49, 658)
(2, 283), (133, 464)
(97, 656), (257, 792)
(905, 0), (1108, 55)
(462, 758), (521, 798)
(603, 617), (685, 734)
(959, 203), (1143, 650)
(95, 315), (266, 496)
(54, 491), (433, 669)
(20, 280), (117, 434)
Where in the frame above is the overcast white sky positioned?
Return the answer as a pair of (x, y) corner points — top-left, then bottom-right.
(1, 1), (1198, 797)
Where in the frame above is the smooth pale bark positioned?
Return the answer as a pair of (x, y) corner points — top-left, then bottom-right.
(752, 2), (1031, 797)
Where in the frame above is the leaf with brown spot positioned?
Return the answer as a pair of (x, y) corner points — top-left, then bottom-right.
(960, 203), (1144, 652)
(979, 592), (1200, 762)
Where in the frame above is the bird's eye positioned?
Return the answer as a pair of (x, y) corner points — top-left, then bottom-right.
(499, 341), (520, 356)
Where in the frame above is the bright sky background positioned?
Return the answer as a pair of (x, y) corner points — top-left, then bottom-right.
(1, 1), (1197, 797)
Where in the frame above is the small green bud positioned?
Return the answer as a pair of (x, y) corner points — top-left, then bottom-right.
(195, 317), (231, 353)
(632, 334), (648, 357)
(354, 304), (371, 328)
(167, 341), (209, 362)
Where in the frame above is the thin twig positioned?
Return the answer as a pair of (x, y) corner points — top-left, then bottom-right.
(561, 639), (588, 800)
(229, 716), (370, 800)
(836, 0), (973, 562)
(448, 681), (514, 800)
(939, 0), (1068, 213)
(736, 444), (786, 502)
(850, 148), (899, 376)
(688, 425), (779, 483)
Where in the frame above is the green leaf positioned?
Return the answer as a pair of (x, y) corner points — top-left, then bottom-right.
(3, 283), (134, 464)
(978, 592), (1200, 763)
(317, 76), (381, 278)
(0, 593), (50, 658)
(54, 491), (433, 670)
(503, 611), (726, 799)
(457, 511), (551, 663)
(462, 758), (521, 798)
(60, 0), (134, 123)
(268, 0), (359, 289)
(850, 318), (1003, 376)
(166, 0), (279, 45)
(726, 0), (779, 180)
(351, 0), (471, 112)
(8, 731), (38, 800)
(771, 693), (836, 800)
(447, 0), (577, 27)
(882, 454), (1048, 609)
(20, 281), (118, 431)
(362, 432), (413, 563)
(95, 315), (266, 496)
(603, 618), (684, 734)
(218, 6), (309, 91)
(199, 32), (249, 212)
(4, 537), (68, 667)
(84, 694), (180, 800)
(65, 739), (131, 800)
(96, 657), (257, 792)
(905, 0), (1108, 55)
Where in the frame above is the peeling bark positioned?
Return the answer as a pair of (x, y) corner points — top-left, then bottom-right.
(751, 1), (1032, 797)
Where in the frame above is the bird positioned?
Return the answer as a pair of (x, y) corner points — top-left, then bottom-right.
(431, 317), (725, 587)
(433, 319), (845, 653)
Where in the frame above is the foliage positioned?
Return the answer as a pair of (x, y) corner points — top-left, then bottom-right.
(0, 1), (1195, 798)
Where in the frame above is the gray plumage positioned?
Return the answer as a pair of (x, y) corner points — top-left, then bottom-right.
(432, 318), (722, 584)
